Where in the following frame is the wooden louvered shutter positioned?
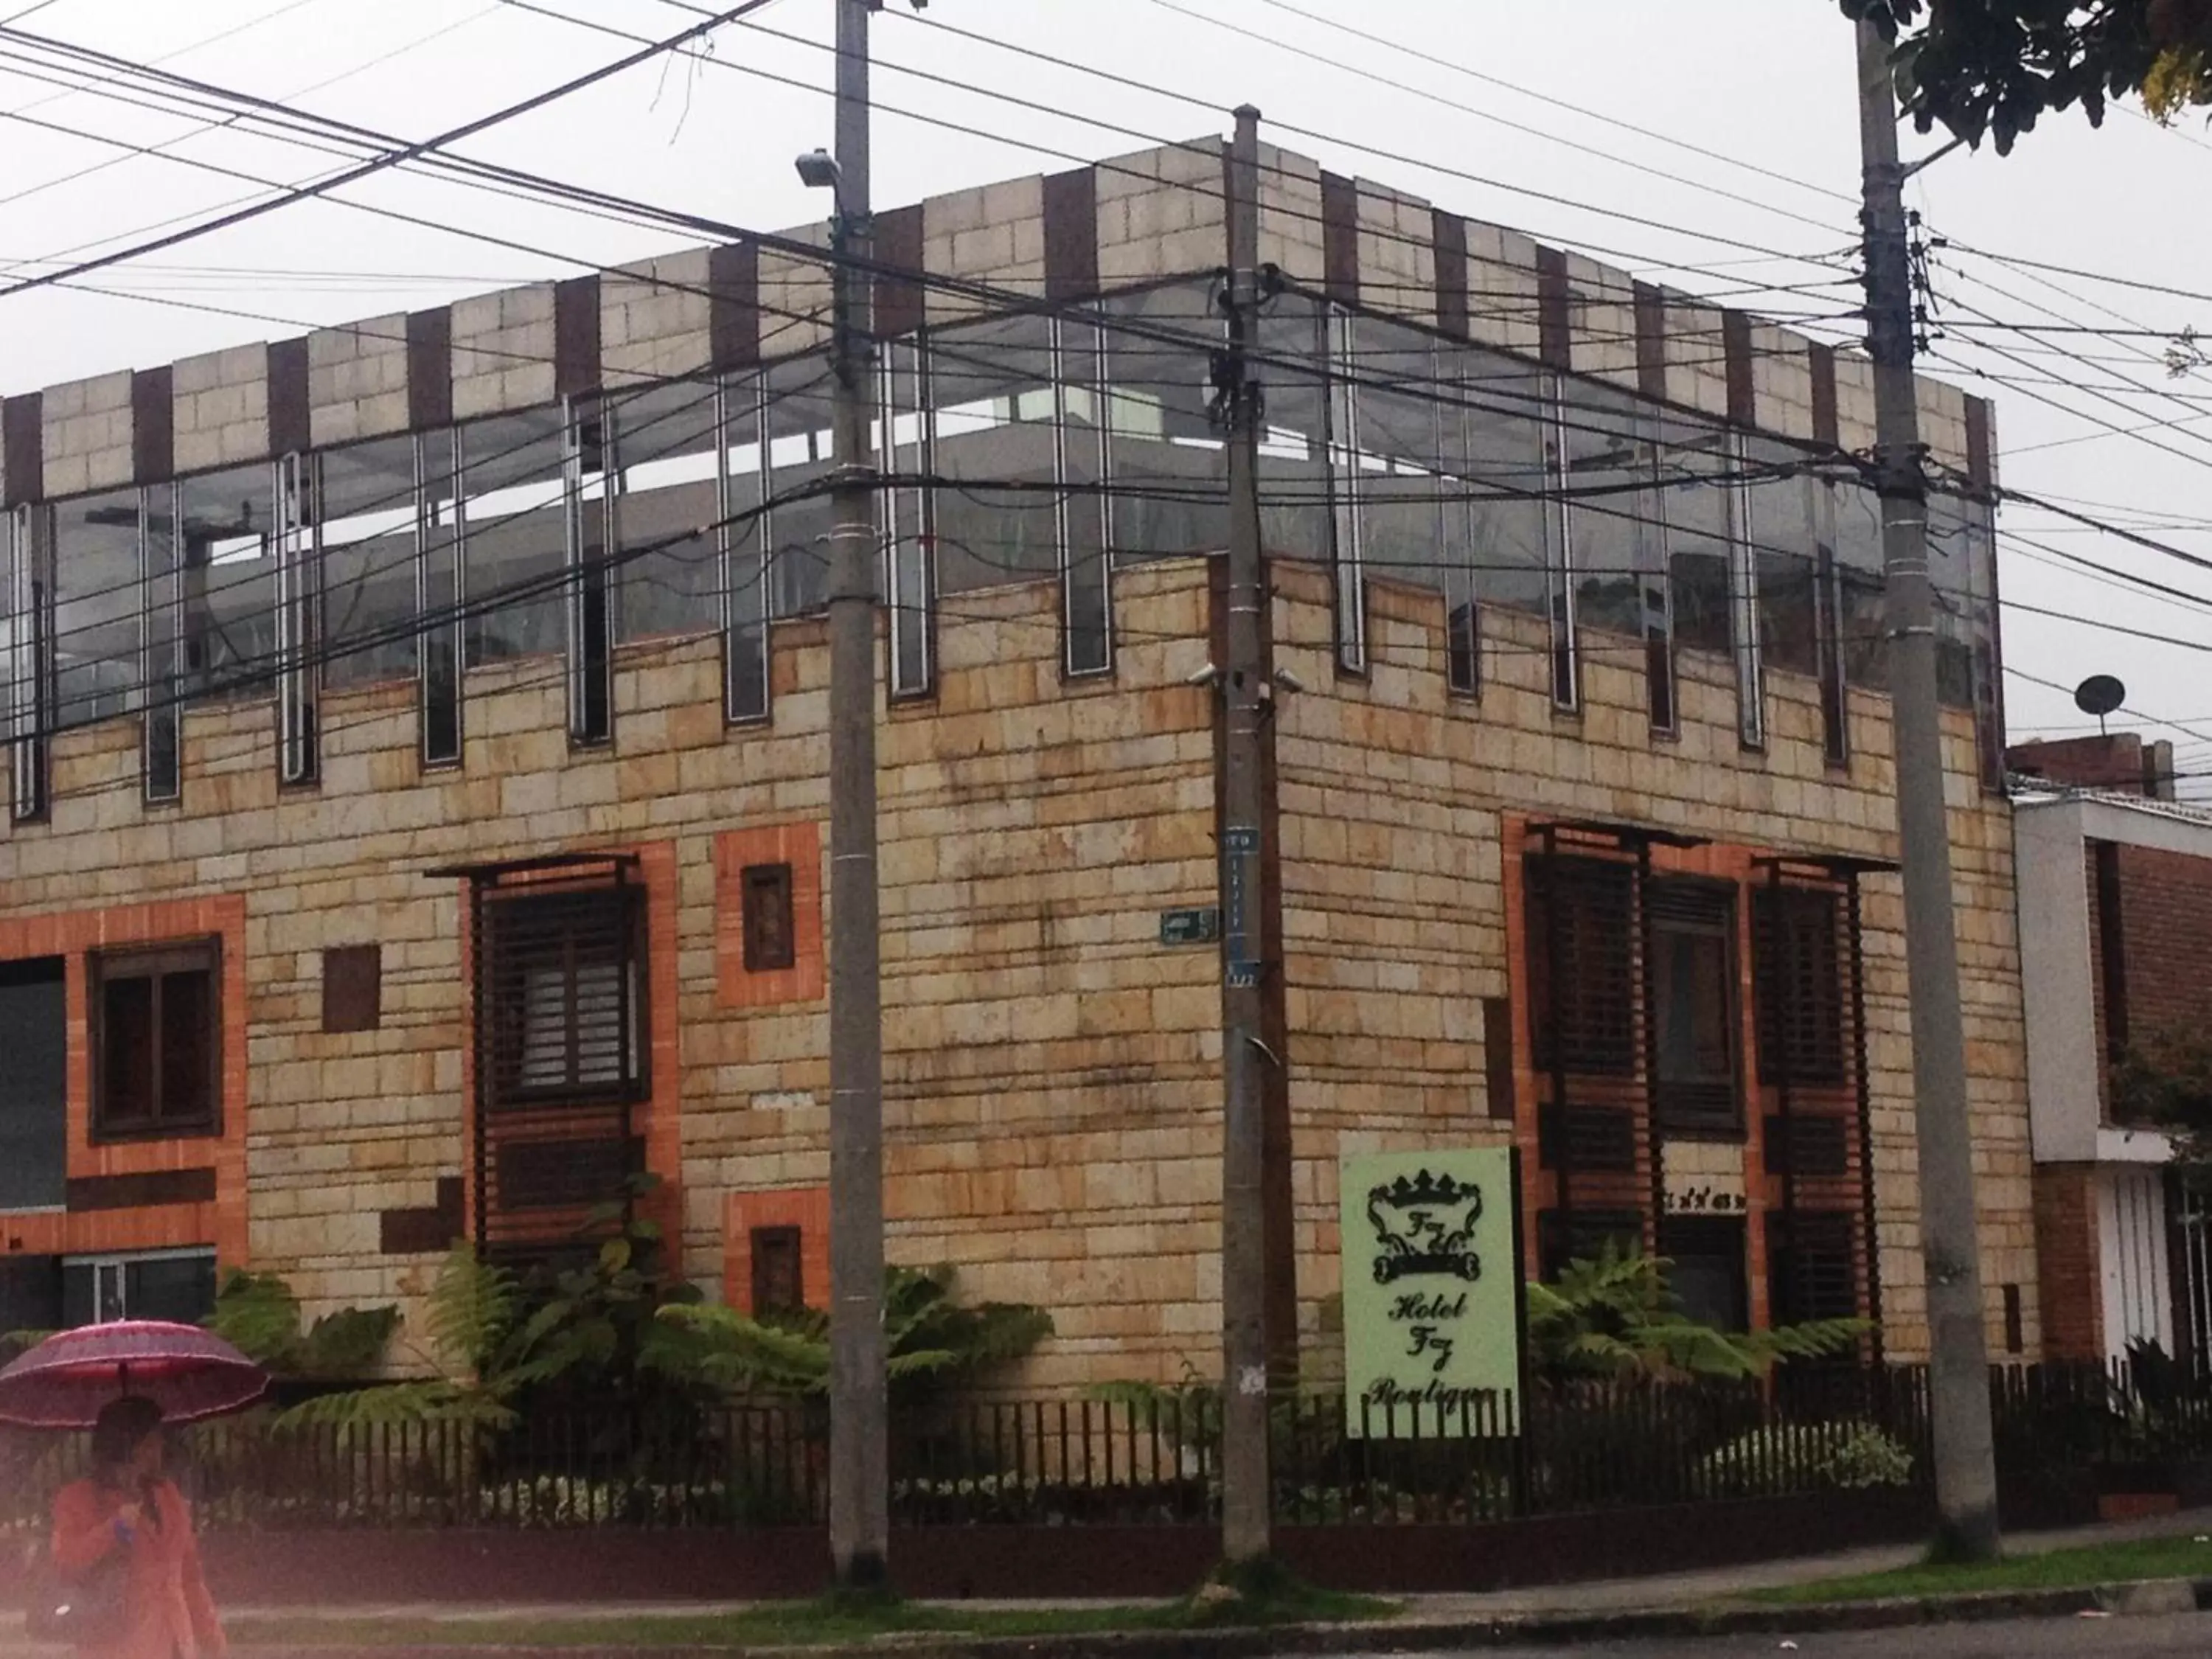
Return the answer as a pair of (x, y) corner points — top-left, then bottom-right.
(1767, 1210), (1859, 1323)
(484, 885), (647, 1107)
(1530, 855), (1637, 1076)
(1754, 886), (1847, 1085)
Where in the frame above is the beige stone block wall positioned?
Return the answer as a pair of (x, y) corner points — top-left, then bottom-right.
(1356, 180), (1433, 327)
(1565, 252), (1639, 390)
(42, 371), (133, 498)
(757, 223), (832, 360)
(451, 284), (554, 420)
(1751, 323), (1815, 443)
(1256, 143), (1324, 288)
(1664, 296), (1733, 420)
(1835, 351), (1879, 454)
(174, 344), (270, 473)
(602, 251), (713, 389)
(1464, 224), (1542, 360)
(309, 314), (411, 449)
(922, 175), (1044, 326)
(1096, 138), (1226, 288)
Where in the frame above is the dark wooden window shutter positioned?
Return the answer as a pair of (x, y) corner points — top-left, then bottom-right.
(1753, 886), (1848, 1085)
(750, 1225), (804, 1315)
(482, 885), (647, 1107)
(741, 863), (796, 973)
(1528, 855), (1638, 1076)
(322, 944), (382, 1034)
(91, 940), (222, 1140)
(1648, 880), (1740, 1133)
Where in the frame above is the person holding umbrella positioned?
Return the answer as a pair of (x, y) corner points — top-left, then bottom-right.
(1, 1320), (264, 1659)
(48, 1397), (227, 1659)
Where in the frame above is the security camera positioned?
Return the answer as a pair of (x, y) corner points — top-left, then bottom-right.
(1186, 661), (1220, 687)
(1273, 667), (1307, 695)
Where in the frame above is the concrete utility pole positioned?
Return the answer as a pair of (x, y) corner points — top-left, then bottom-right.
(1217, 103), (1272, 1568)
(821, 0), (888, 1593)
(1854, 20), (2000, 1563)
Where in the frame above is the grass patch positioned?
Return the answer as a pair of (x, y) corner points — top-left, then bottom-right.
(1747, 1534), (2212, 1606)
(231, 1584), (1399, 1651)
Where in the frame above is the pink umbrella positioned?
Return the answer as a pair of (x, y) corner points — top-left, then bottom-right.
(0, 1322), (268, 1430)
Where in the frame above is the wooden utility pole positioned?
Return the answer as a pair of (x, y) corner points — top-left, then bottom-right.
(1217, 102), (1272, 1568)
(824, 0), (888, 1593)
(1855, 18), (2000, 1562)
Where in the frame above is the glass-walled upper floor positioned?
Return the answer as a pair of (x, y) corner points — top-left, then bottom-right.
(0, 276), (2003, 818)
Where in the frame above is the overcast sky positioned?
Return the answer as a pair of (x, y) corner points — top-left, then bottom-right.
(2, 0), (2207, 783)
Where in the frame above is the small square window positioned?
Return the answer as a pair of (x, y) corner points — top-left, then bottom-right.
(742, 863), (796, 973)
(91, 941), (221, 1141)
(750, 1225), (804, 1315)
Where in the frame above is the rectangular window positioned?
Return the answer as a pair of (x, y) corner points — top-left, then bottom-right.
(720, 372), (771, 726)
(319, 434), (420, 690)
(420, 430), (463, 768)
(1354, 315), (1447, 598)
(460, 409), (566, 667)
(933, 313), (1058, 595)
(566, 397), (613, 746)
(178, 463), (276, 705)
(275, 452), (319, 785)
(0, 958), (66, 1211)
(62, 1249), (216, 1328)
(91, 941), (221, 1141)
(1767, 1211), (1859, 1324)
(1057, 322), (1112, 679)
(750, 1225), (804, 1315)
(1816, 543), (1849, 768)
(1648, 880), (1740, 1133)
(1753, 462), (1821, 684)
(1527, 855), (1637, 1076)
(882, 340), (937, 694)
(53, 489), (144, 733)
(742, 863), (796, 973)
(1544, 401), (1579, 711)
(1658, 1214), (1747, 1332)
(1754, 886), (1848, 1086)
(613, 379), (723, 646)
(1660, 418), (1734, 659)
(482, 885), (646, 1107)
(1327, 305), (1368, 675)
(140, 489), (181, 802)
(765, 358), (835, 620)
(1102, 282), (1227, 566)
(1728, 439), (1765, 749)
(1833, 481), (1888, 692)
(10, 504), (55, 821)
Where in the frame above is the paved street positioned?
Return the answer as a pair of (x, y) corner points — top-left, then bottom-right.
(1399, 1611), (2212, 1658)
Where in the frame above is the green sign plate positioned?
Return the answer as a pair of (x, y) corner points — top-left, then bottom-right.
(1158, 908), (1221, 945)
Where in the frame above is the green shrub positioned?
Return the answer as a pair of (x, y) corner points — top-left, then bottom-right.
(1697, 1420), (1914, 1497)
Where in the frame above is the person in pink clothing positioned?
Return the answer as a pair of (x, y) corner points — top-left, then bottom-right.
(49, 1397), (227, 1659)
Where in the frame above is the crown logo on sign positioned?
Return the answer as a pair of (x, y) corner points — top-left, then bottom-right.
(1366, 1169), (1484, 1284)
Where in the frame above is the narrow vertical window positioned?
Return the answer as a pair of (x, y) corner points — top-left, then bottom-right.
(751, 1225), (804, 1315)
(1059, 320), (1113, 679)
(1545, 392), (1579, 712)
(420, 431), (462, 768)
(566, 396), (613, 747)
(883, 341), (935, 697)
(140, 493), (180, 805)
(722, 374), (771, 725)
(8, 505), (52, 821)
(741, 862), (796, 973)
(1326, 305), (1367, 675)
(1729, 435), (1766, 749)
(1815, 530), (1849, 769)
(275, 453), (319, 786)
(1444, 358), (1481, 698)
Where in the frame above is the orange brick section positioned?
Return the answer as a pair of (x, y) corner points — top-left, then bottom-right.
(713, 824), (824, 1009)
(2034, 1164), (2104, 1360)
(0, 894), (248, 1266)
(723, 1186), (830, 1312)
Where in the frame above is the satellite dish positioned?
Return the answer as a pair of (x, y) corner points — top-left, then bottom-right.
(2076, 674), (2126, 734)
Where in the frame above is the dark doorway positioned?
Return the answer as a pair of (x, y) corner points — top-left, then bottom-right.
(0, 959), (67, 1211)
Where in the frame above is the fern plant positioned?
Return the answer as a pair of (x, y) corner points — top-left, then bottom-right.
(206, 1270), (400, 1382)
(1526, 1243), (1870, 1384)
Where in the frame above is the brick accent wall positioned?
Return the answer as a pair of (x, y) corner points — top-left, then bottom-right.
(2034, 1164), (2104, 1360)
(2113, 841), (2212, 1049)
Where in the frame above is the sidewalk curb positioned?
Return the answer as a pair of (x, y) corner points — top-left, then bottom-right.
(224, 1575), (2212, 1658)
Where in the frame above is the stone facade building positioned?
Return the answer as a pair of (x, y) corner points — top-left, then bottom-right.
(0, 134), (2031, 1386)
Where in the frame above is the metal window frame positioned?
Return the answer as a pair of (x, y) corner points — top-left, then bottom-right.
(1326, 303), (1368, 676)
(563, 394), (613, 748)
(419, 428), (464, 770)
(1056, 317), (1115, 681)
(1633, 408), (1678, 737)
(883, 338), (936, 698)
(721, 372), (773, 726)
(1812, 481), (1851, 769)
(1544, 381), (1580, 713)
(8, 503), (52, 821)
(1728, 431), (1767, 750)
(139, 490), (181, 806)
(275, 451), (319, 787)
(1444, 359), (1482, 699)
(87, 934), (224, 1143)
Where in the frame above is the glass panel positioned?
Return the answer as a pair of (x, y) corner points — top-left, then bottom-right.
(1463, 353), (1551, 624)
(460, 409), (566, 666)
(1354, 315), (1445, 592)
(421, 431), (462, 765)
(125, 1254), (216, 1325)
(1833, 479), (1888, 692)
(319, 435), (420, 689)
(52, 489), (142, 728)
(179, 465), (276, 703)
(568, 397), (613, 745)
(1256, 298), (1331, 564)
(1751, 462), (1820, 680)
(931, 312), (1058, 594)
(764, 357), (834, 619)
(1561, 383), (1652, 642)
(614, 378), (724, 643)
(141, 492), (178, 800)
(721, 375), (770, 722)
(880, 341), (934, 692)
(1661, 417), (1733, 657)
(1654, 927), (1733, 1088)
(1103, 282), (1228, 564)
(1060, 323), (1111, 678)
